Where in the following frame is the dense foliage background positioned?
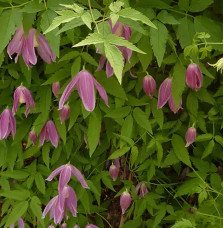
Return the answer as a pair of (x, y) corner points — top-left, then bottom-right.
(1, 0), (223, 227)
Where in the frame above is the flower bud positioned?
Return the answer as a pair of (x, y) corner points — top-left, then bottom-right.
(168, 95), (182, 114)
(74, 226), (80, 228)
(185, 127), (196, 147)
(186, 63), (203, 91)
(61, 224), (67, 228)
(120, 190), (132, 214)
(157, 78), (172, 108)
(143, 75), (156, 97)
(109, 164), (119, 181)
(52, 82), (60, 98)
(29, 130), (37, 145)
(60, 104), (70, 123)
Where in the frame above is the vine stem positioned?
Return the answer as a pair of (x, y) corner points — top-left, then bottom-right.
(43, 0), (47, 10)
(87, 0), (100, 33)
(96, 212), (113, 228)
(119, 214), (125, 227)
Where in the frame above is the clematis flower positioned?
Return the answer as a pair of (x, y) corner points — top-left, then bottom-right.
(186, 63), (203, 91)
(185, 127), (196, 147)
(46, 164), (89, 192)
(168, 95), (182, 114)
(61, 224), (67, 228)
(60, 104), (70, 123)
(209, 58), (223, 73)
(135, 182), (149, 198)
(143, 75), (156, 97)
(39, 120), (60, 148)
(109, 163), (119, 181)
(48, 226), (55, 228)
(157, 78), (172, 108)
(10, 218), (24, 228)
(29, 130), (37, 145)
(7, 26), (55, 67)
(97, 20), (132, 77)
(42, 185), (77, 224)
(52, 82), (60, 98)
(0, 108), (16, 139)
(120, 190), (132, 214)
(74, 226), (80, 228)
(12, 85), (35, 117)
(59, 70), (108, 112)
(85, 225), (99, 228)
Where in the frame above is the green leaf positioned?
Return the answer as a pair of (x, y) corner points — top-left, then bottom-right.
(157, 10), (179, 25)
(172, 134), (191, 167)
(104, 41), (124, 84)
(114, 133), (134, 147)
(189, 0), (214, 12)
(30, 196), (45, 227)
(151, 99), (163, 129)
(196, 134), (213, 142)
(42, 144), (50, 168)
(87, 109), (101, 157)
(105, 106), (131, 119)
(156, 142), (163, 166)
(109, 1), (124, 13)
(0, 170), (29, 180)
(81, 52), (98, 66)
(118, 7), (156, 29)
(6, 201), (28, 227)
(35, 173), (46, 194)
(150, 21), (168, 67)
(81, 11), (92, 29)
(186, 92), (198, 120)
(0, 190), (30, 201)
(172, 218), (194, 228)
(102, 174), (115, 191)
(215, 135), (223, 147)
(73, 33), (104, 47)
(202, 140), (215, 159)
(108, 147), (130, 160)
(39, 86), (52, 122)
(130, 146), (138, 168)
(133, 108), (152, 134)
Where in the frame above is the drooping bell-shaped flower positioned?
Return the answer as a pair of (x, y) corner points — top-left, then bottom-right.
(186, 63), (203, 91)
(29, 130), (37, 145)
(36, 34), (56, 64)
(143, 75), (156, 97)
(48, 226), (55, 228)
(109, 164), (119, 181)
(42, 186), (77, 224)
(74, 225), (80, 228)
(59, 70), (108, 112)
(185, 127), (196, 147)
(52, 82), (60, 98)
(46, 164), (89, 192)
(85, 225), (99, 228)
(0, 108), (16, 139)
(60, 104), (70, 123)
(39, 120), (60, 148)
(61, 224), (67, 228)
(157, 78), (172, 108)
(12, 85), (35, 117)
(120, 190), (132, 214)
(135, 182), (149, 198)
(209, 58), (223, 73)
(10, 218), (24, 228)
(168, 95), (182, 114)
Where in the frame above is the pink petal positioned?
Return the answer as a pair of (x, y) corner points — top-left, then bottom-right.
(96, 56), (106, 72)
(9, 111), (16, 138)
(70, 165), (89, 189)
(12, 87), (20, 115)
(39, 124), (47, 147)
(65, 186), (77, 216)
(157, 78), (172, 108)
(0, 109), (10, 139)
(17, 218), (24, 228)
(42, 196), (58, 218)
(58, 165), (71, 192)
(106, 61), (114, 78)
(26, 29), (37, 65)
(46, 120), (60, 148)
(93, 78), (109, 107)
(46, 165), (65, 181)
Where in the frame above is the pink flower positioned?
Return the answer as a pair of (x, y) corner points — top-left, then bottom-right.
(120, 190), (132, 214)
(39, 120), (60, 148)
(135, 182), (149, 198)
(109, 164), (119, 181)
(42, 186), (77, 224)
(143, 75), (156, 97)
(29, 130), (37, 145)
(186, 63), (203, 91)
(52, 82), (60, 98)
(46, 164), (89, 192)
(61, 224), (67, 228)
(12, 85), (35, 117)
(59, 70), (108, 112)
(85, 225), (99, 228)
(60, 104), (70, 123)
(7, 27), (55, 67)
(97, 21), (132, 78)
(168, 95), (182, 114)
(157, 78), (172, 108)
(185, 127), (196, 147)
(0, 108), (16, 139)
(10, 218), (24, 228)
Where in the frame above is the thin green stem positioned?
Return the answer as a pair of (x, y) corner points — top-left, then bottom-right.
(0, 1), (30, 9)
(197, 211), (223, 220)
(87, 0), (100, 33)
(167, 9), (194, 18)
(96, 212), (113, 228)
(43, 0), (47, 10)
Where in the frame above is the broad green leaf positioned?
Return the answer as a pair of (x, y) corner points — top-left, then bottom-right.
(0, 190), (30, 201)
(172, 219), (194, 228)
(102, 175), (115, 191)
(202, 140), (215, 159)
(108, 147), (130, 160)
(121, 115), (133, 138)
(189, 0), (214, 12)
(73, 33), (104, 47)
(35, 173), (46, 194)
(118, 7), (156, 29)
(114, 133), (134, 147)
(196, 134), (213, 142)
(87, 108), (101, 157)
(186, 92), (198, 120)
(59, 51), (80, 62)
(150, 21), (168, 67)
(30, 196), (45, 227)
(151, 99), (164, 129)
(0, 170), (29, 180)
(157, 10), (179, 25)
(133, 108), (152, 134)
(105, 106), (131, 119)
(109, 1), (124, 13)
(81, 52), (98, 66)
(6, 201), (29, 227)
(172, 134), (191, 167)
(156, 142), (163, 166)
(57, 18), (84, 34)
(215, 135), (223, 147)
(104, 41), (124, 84)
(162, 150), (179, 168)
(39, 86), (52, 122)
(81, 11), (92, 29)
(175, 178), (200, 197)
(42, 144), (50, 168)
(130, 146), (138, 168)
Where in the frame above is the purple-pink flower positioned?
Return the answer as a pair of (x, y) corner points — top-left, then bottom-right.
(52, 82), (60, 98)
(109, 163), (119, 181)
(85, 225), (99, 228)
(186, 63), (203, 91)
(157, 78), (172, 108)
(97, 21), (132, 77)
(185, 127), (196, 147)
(29, 130), (37, 145)
(10, 218), (24, 228)
(12, 85), (35, 117)
(42, 185), (77, 224)
(120, 190), (132, 214)
(60, 104), (70, 123)
(59, 70), (108, 112)
(135, 182), (149, 198)
(0, 108), (16, 139)
(7, 26), (56, 67)
(143, 75), (156, 97)
(168, 95), (182, 114)
(39, 120), (60, 148)
(46, 164), (89, 192)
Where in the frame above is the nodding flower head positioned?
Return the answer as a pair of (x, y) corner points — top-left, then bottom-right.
(60, 104), (70, 124)
(52, 82), (60, 98)
(157, 77), (172, 108)
(12, 85), (35, 117)
(185, 127), (196, 147)
(143, 75), (156, 97)
(29, 130), (37, 145)
(59, 70), (108, 112)
(120, 190), (132, 214)
(168, 95), (182, 114)
(109, 164), (119, 181)
(10, 218), (24, 228)
(186, 63), (203, 91)
(135, 182), (149, 198)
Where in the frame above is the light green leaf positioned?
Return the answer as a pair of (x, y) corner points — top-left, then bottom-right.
(157, 10), (179, 25)
(130, 146), (138, 168)
(35, 173), (46, 194)
(151, 99), (164, 129)
(39, 86), (52, 122)
(196, 134), (213, 142)
(30, 196), (45, 227)
(81, 52), (98, 66)
(215, 135), (223, 147)
(172, 218), (194, 228)
(202, 140), (215, 159)
(0, 190), (30, 201)
(105, 106), (131, 119)
(189, 0), (214, 12)
(104, 41), (124, 84)
(108, 147), (130, 160)
(42, 144), (50, 168)
(150, 21), (168, 67)
(109, 1), (124, 13)
(118, 7), (156, 29)
(172, 134), (191, 167)
(81, 11), (92, 29)
(73, 33), (104, 47)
